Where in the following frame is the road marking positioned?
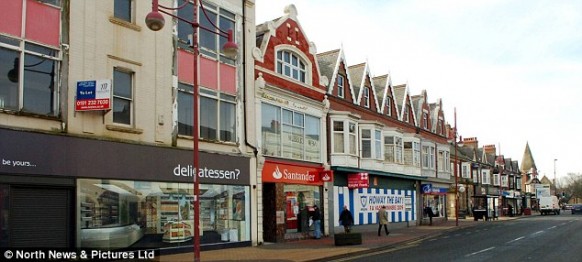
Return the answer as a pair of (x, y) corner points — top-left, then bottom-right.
(548, 226), (557, 230)
(466, 247), (495, 257)
(506, 236), (524, 244)
(532, 230), (544, 235)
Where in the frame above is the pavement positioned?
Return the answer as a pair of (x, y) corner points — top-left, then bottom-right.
(154, 214), (526, 262)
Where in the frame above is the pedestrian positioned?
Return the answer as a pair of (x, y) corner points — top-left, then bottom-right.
(311, 205), (322, 239)
(377, 206), (389, 236)
(339, 205), (354, 234)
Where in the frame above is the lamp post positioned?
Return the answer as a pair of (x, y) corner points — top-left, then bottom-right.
(454, 107), (459, 226)
(553, 159), (557, 195)
(145, 1), (238, 261)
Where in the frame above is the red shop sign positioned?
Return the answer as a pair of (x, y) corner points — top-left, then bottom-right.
(262, 161), (333, 185)
(348, 172), (369, 189)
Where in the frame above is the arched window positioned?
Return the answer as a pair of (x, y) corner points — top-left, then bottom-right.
(276, 50), (306, 82)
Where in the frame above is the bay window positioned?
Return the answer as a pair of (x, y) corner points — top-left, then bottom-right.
(361, 129), (371, 158)
(422, 145), (435, 169)
(481, 169), (491, 185)
(374, 130), (382, 159)
(384, 135), (403, 164)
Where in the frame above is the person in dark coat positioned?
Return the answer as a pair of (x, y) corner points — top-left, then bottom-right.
(339, 205), (354, 233)
(311, 205), (322, 239)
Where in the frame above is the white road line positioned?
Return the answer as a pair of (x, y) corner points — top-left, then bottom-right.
(466, 247), (495, 257)
(533, 230), (544, 235)
(506, 236), (525, 244)
(548, 226), (557, 230)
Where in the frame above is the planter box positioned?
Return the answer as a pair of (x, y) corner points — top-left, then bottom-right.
(334, 233), (362, 246)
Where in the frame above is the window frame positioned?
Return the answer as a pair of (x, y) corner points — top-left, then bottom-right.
(0, 37), (60, 116)
(276, 50), (306, 83)
(362, 87), (370, 108)
(178, 82), (238, 143)
(114, 0), (134, 23)
(261, 102), (321, 162)
(385, 97), (392, 116)
(112, 67), (134, 125)
(337, 75), (345, 98)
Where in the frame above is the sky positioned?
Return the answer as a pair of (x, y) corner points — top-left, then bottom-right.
(255, 0), (582, 184)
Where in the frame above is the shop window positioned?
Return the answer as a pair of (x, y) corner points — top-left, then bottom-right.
(78, 179), (250, 250)
(284, 184), (320, 234)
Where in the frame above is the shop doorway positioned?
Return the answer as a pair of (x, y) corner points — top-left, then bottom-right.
(10, 186), (73, 248)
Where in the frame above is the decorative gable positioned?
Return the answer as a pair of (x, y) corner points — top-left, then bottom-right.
(254, 5), (326, 101)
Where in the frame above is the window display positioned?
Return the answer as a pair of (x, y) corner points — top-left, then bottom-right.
(283, 185), (320, 234)
(78, 179), (250, 250)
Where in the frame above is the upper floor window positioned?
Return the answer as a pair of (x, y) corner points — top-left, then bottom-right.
(337, 75), (345, 98)
(113, 68), (133, 125)
(403, 105), (409, 123)
(385, 135), (403, 164)
(472, 169), (479, 183)
(361, 129), (372, 158)
(374, 130), (382, 159)
(438, 150), (450, 172)
(177, 1), (236, 64)
(332, 120), (357, 155)
(481, 170), (491, 185)
(422, 112), (428, 129)
(1, 40), (59, 116)
(501, 175), (509, 187)
(114, 0), (133, 23)
(362, 87), (370, 108)
(261, 103), (320, 162)
(385, 97), (392, 116)
(177, 84), (236, 143)
(276, 50), (306, 82)
(438, 119), (444, 135)
(493, 173), (500, 186)
(422, 145), (435, 169)
(461, 163), (471, 178)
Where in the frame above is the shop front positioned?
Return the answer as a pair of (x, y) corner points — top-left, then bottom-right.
(261, 159), (332, 242)
(472, 186), (500, 220)
(421, 183), (448, 220)
(0, 128), (252, 251)
(332, 168), (417, 227)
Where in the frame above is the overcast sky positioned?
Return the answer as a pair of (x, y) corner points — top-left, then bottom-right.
(255, 0), (582, 183)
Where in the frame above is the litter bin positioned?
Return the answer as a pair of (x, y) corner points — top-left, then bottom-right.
(524, 208), (531, 216)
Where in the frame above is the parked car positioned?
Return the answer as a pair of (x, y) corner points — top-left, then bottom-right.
(572, 204), (582, 215)
(563, 204), (573, 210)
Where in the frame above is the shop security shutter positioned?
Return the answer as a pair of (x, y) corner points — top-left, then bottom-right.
(11, 187), (72, 248)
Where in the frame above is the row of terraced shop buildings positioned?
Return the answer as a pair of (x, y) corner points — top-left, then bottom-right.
(0, 0), (542, 252)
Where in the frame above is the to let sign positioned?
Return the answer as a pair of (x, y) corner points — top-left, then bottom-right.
(75, 79), (112, 111)
(347, 172), (369, 188)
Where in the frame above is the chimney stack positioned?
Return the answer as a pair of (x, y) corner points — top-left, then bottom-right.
(463, 137), (479, 149)
(484, 144), (497, 155)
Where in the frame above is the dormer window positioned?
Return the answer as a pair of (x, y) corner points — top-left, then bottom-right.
(363, 87), (370, 108)
(403, 105), (409, 123)
(385, 97), (392, 116)
(277, 50), (306, 82)
(337, 75), (345, 98)
(423, 112), (428, 129)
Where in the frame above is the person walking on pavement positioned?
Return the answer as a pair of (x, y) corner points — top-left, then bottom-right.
(311, 205), (322, 239)
(377, 206), (389, 236)
(339, 205), (354, 233)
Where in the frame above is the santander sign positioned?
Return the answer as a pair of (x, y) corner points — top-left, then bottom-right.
(262, 161), (331, 185)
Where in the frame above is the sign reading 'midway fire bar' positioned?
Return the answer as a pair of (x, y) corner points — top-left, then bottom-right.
(75, 79), (112, 111)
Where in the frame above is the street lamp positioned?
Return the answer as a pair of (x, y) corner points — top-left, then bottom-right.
(454, 108), (459, 226)
(145, 1), (238, 261)
(553, 159), (557, 194)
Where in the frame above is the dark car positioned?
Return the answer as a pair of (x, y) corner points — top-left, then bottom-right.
(572, 204), (582, 215)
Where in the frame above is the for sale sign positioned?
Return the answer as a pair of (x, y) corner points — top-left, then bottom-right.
(75, 79), (112, 111)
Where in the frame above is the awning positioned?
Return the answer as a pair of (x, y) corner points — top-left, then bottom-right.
(331, 166), (428, 181)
